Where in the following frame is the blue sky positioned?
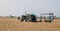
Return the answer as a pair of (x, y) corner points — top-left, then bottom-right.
(0, 0), (60, 17)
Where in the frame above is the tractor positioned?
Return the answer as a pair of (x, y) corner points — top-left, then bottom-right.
(18, 14), (37, 22)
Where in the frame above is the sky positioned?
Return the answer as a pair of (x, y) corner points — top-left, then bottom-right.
(0, 0), (60, 17)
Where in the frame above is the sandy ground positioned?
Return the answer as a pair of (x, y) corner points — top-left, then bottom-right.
(0, 18), (60, 31)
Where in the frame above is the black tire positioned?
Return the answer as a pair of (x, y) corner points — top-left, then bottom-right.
(40, 21), (42, 22)
(18, 17), (20, 20)
(49, 21), (51, 23)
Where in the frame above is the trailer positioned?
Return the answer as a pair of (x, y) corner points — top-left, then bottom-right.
(40, 13), (54, 23)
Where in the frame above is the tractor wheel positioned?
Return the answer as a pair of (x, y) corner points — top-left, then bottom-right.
(18, 17), (20, 20)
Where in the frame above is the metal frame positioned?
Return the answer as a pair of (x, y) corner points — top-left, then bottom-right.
(40, 13), (54, 22)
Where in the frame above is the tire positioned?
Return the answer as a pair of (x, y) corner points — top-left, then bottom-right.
(18, 17), (20, 20)
(49, 21), (51, 23)
(40, 21), (42, 22)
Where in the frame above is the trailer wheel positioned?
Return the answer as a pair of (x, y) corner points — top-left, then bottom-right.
(40, 21), (42, 22)
(49, 21), (51, 23)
